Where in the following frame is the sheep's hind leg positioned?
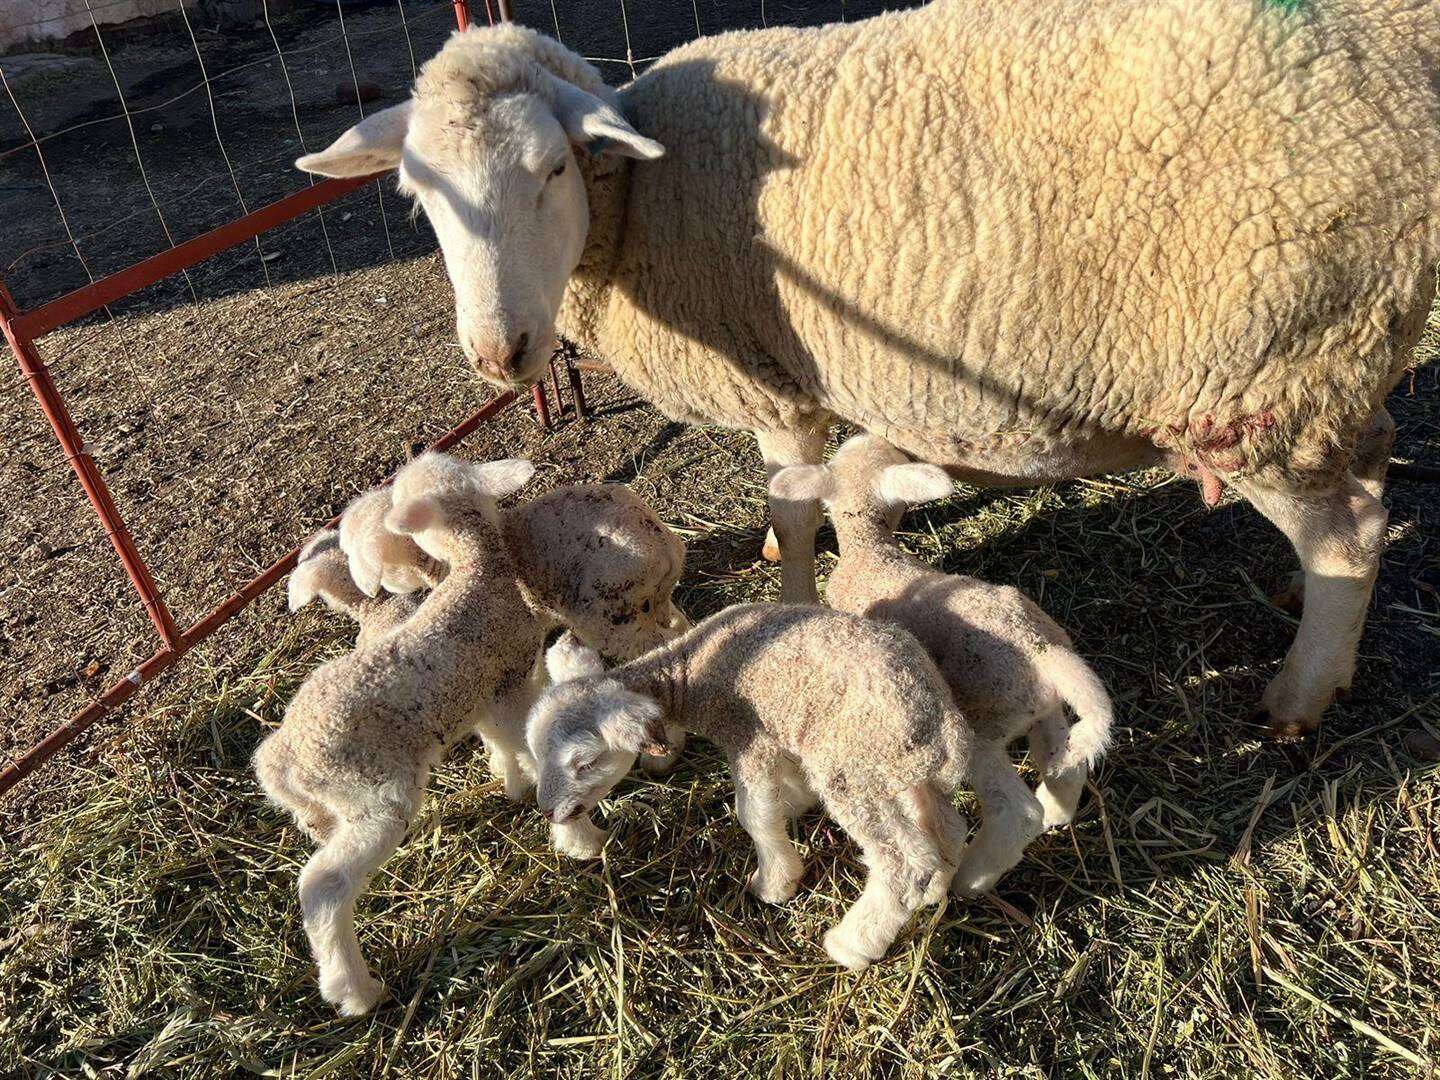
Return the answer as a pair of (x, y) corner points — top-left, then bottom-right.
(952, 743), (1045, 896)
(734, 753), (805, 903)
(820, 788), (952, 972)
(755, 427), (828, 604)
(1028, 710), (1086, 830)
(1236, 473), (1388, 737)
(299, 811), (409, 1015)
(1267, 408), (1395, 615)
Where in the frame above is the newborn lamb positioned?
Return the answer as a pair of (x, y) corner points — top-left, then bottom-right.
(527, 603), (1000, 973)
(340, 478), (692, 770)
(288, 529), (420, 647)
(771, 433), (1114, 894)
(253, 452), (552, 1015)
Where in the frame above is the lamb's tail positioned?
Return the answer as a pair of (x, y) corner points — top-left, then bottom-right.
(1035, 645), (1113, 774)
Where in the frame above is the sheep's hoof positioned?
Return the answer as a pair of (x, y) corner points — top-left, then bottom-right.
(638, 747), (683, 777)
(1252, 709), (1317, 740)
(950, 857), (1000, 898)
(746, 869), (800, 905)
(761, 527), (782, 563)
(822, 927), (875, 973)
(324, 974), (386, 1017)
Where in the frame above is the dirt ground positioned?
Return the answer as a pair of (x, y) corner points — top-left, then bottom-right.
(1, 3), (1438, 1076)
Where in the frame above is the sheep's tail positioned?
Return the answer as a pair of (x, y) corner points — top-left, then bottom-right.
(1035, 645), (1113, 774)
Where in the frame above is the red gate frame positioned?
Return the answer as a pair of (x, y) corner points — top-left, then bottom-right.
(0, 0), (575, 798)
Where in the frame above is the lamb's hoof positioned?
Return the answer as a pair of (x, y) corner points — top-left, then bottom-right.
(552, 822), (607, 860)
(950, 858), (999, 898)
(823, 927), (877, 973)
(323, 974), (386, 1017)
(746, 869), (800, 905)
(501, 776), (533, 803)
(1267, 572), (1305, 615)
(1041, 809), (1075, 831)
(1251, 709), (1317, 740)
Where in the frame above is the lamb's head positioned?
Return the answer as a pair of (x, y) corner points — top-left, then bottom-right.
(339, 487), (443, 597)
(527, 664), (670, 825)
(385, 452), (534, 561)
(770, 433), (954, 533)
(295, 24), (662, 387)
(288, 530), (353, 613)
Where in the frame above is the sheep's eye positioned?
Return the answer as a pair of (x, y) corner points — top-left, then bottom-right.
(548, 162), (566, 181)
(640, 599), (652, 614)
(573, 757), (598, 775)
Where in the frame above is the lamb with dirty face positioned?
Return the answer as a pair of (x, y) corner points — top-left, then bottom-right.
(297, 1), (1440, 736)
(526, 603), (1033, 972)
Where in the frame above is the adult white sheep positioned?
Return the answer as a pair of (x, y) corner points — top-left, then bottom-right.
(296, 0), (1440, 736)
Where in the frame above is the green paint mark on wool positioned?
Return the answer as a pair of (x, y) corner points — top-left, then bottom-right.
(1265, 0), (1304, 12)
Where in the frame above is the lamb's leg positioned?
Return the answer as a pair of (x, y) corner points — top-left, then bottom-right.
(1235, 473), (1388, 736)
(299, 813), (408, 1016)
(820, 788), (951, 972)
(1028, 710), (1086, 830)
(755, 427), (828, 604)
(734, 755), (805, 904)
(550, 813), (608, 860)
(472, 689), (539, 802)
(952, 743), (1045, 896)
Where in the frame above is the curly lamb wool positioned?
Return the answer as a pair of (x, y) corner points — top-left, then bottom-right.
(298, 0), (1440, 734)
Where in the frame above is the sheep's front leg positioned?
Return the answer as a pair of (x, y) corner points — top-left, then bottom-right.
(1236, 473), (1388, 736)
(550, 812), (608, 859)
(734, 753), (805, 903)
(952, 743), (1045, 896)
(755, 427), (828, 604)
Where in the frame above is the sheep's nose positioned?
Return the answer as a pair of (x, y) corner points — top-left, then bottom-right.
(540, 806), (556, 822)
(464, 330), (530, 381)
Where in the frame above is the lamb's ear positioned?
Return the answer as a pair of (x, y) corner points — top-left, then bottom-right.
(472, 458), (535, 499)
(769, 464), (836, 503)
(296, 102), (411, 177)
(877, 463), (953, 509)
(547, 76), (664, 160)
(386, 495), (440, 536)
(346, 550), (385, 598)
(287, 564), (322, 612)
(595, 686), (669, 756)
(545, 632), (605, 682)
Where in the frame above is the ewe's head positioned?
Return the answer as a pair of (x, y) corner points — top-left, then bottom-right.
(295, 25), (663, 387)
(385, 452), (534, 560)
(339, 487), (443, 597)
(527, 648), (670, 825)
(770, 433), (954, 531)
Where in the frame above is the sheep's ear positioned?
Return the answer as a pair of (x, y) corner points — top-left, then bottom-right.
(546, 633), (605, 682)
(769, 464), (836, 503)
(877, 463), (953, 509)
(386, 495), (440, 536)
(287, 564), (321, 612)
(346, 551), (385, 599)
(296, 102), (411, 177)
(472, 458), (535, 499)
(547, 76), (664, 160)
(595, 686), (668, 755)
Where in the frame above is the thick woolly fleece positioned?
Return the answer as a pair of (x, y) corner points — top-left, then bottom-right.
(288, 530), (421, 648)
(430, 0), (1440, 491)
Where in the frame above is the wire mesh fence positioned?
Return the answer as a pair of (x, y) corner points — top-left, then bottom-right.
(0, 0), (914, 797)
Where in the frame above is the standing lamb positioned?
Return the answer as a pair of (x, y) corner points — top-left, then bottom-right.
(253, 453), (557, 1016)
(526, 604), (1046, 972)
(339, 478), (693, 769)
(772, 433), (1114, 893)
(295, 1), (1440, 736)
